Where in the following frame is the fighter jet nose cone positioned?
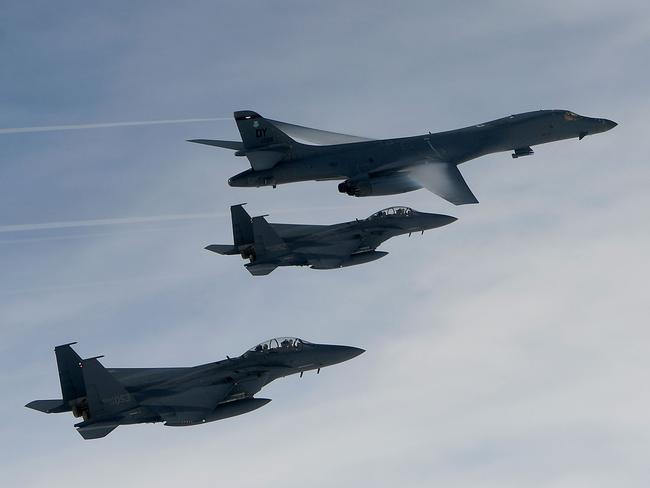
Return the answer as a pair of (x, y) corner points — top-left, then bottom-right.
(349, 347), (365, 358)
(424, 214), (457, 229)
(327, 345), (365, 365)
(445, 215), (458, 225)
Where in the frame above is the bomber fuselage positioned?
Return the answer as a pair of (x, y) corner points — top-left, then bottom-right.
(228, 110), (616, 189)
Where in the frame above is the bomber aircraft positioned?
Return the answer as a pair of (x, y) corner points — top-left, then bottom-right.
(26, 339), (364, 439)
(206, 204), (457, 275)
(190, 110), (616, 205)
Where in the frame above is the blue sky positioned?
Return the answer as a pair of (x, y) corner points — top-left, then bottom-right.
(1, 1), (649, 486)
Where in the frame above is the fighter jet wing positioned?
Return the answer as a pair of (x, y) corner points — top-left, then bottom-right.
(141, 383), (234, 425)
(408, 162), (478, 205)
(292, 240), (362, 268)
(295, 239), (360, 257)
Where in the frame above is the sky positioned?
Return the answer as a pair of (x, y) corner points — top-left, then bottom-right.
(1, 1), (649, 486)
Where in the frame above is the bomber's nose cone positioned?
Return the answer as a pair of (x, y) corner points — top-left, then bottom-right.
(603, 119), (618, 130)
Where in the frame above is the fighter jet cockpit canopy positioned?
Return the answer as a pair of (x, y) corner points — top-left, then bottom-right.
(367, 206), (415, 220)
(244, 337), (311, 356)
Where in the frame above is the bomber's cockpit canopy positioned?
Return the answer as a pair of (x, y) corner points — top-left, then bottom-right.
(245, 337), (311, 355)
(564, 111), (579, 121)
(367, 206), (415, 220)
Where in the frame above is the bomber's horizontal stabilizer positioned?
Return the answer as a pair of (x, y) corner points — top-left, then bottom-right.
(187, 139), (244, 151)
(25, 399), (68, 414)
(205, 244), (239, 255)
(409, 163), (478, 205)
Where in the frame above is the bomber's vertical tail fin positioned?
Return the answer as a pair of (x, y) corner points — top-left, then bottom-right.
(80, 357), (138, 419)
(55, 343), (85, 402)
(234, 110), (295, 149)
(234, 111), (295, 170)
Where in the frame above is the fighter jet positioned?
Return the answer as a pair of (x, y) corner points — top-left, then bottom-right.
(207, 204), (457, 275)
(26, 338), (364, 439)
(190, 109), (616, 205)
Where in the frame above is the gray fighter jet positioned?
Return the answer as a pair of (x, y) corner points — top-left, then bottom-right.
(190, 109), (616, 205)
(26, 339), (364, 439)
(207, 204), (456, 275)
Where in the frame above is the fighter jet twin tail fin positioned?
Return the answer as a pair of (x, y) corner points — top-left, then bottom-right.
(205, 204), (284, 276)
(73, 356), (140, 439)
(25, 343), (84, 414)
(26, 344), (135, 439)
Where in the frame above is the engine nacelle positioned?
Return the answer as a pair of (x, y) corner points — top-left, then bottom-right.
(338, 173), (420, 197)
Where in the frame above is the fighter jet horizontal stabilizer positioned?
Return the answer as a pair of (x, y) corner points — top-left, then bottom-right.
(25, 399), (68, 414)
(205, 244), (239, 255)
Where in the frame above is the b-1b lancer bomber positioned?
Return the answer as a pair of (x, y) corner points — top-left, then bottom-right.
(190, 110), (616, 205)
(26, 339), (364, 439)
(207, 204), (457, 275)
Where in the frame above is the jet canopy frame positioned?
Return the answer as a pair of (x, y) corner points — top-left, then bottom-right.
(245, 337), (311, 355)
(367, 206), (415, 220)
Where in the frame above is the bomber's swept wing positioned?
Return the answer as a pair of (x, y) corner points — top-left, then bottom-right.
(268, 119), (373, 145)
(408, 162), (478, 205)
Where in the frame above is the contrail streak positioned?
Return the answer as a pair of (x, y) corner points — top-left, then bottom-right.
(0, 117), (230, 135)
(0, 213), (225, 233)
(0, 204), (362, 234)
